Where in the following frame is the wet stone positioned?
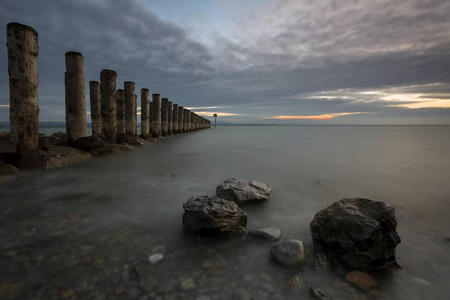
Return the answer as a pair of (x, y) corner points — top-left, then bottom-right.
(310, 287), (329, 299)
(345, 270), (377, 291)
(180, 278), (197, 291)
(270, 240), (307, 267)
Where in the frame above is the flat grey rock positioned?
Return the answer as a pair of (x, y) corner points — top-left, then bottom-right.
(216, 178), (271, 205)
(248, 227), (282, 241)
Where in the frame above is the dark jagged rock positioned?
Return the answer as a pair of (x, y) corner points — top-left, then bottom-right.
(216, 178), (271, 205)
(310, 287), (328, 299)
(18, 149), (67, 170)
(0, 140), (19, 165)
(182, 196), (247, 237)
(310, 198), (401, 272)
(72, 135), (111, 156)
(109, 144), (134, 153)
(270, 239), (307, 267)
(48, 132), (69, 146)
(116, 133), (145, 146)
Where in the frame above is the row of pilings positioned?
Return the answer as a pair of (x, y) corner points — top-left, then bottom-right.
(6, 22), (211, 157)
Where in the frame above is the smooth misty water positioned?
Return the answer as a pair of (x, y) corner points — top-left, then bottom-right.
(1, 125), (449, 299)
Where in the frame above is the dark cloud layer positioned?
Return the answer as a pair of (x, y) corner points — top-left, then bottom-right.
(0, 0), (449, 124)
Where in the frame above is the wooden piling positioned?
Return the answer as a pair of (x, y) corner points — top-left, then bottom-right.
(161, 98), (169, 137)
(151, 94), (161, 138)
(116, 89), (125, 134)
(168, 101), (173, 135)
(141, 89), (150, 139)
(100, 69), (117, 143)
(89, 81), (102, 136)
(172, 104), (178, 134)
(65, 52), (87, 143)
(7, 22), (39, 155)
(178, 106), (184, 133)
(124, 82), (136, 136)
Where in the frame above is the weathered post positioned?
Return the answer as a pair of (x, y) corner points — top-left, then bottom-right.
(178, 106), (184, 133)
(135, 94), (138, 135)
(148, 101), (153, 136)
(172, 104), (178, 134)
(65, 52), (87, 143)
(151, 94), (161, 138)
(141, 89), (150, 139)
(183, 109), (188, 132)
(190, 112), (194, 131)
(7, 22), (39, 156)
(100, 69), (117, 143)
(168, 101), (173, 135)
(124, 81), (136, 136)
(89, 81), (102, 135)
(116, 89), (125, 134)
(161, 98), (169, 137)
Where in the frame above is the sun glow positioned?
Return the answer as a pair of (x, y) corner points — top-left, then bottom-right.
(268, 112), (363, 120)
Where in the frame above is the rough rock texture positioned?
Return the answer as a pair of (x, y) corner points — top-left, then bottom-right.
(310, 198), (401, 272)
(0, 164), (20, 175)
(0, 140), (18, 165)
(182, 196), (247, 237)
(72, 135), (111, 156)
(49, 132), (69, 146)
(116, 134), (145, 146)
(247, 227), (282, 241)
(270, 239), (307, 267)
(18, 149), (67, 170)
(46, 146), (92, 165)
(124, 82), (136, 136)
(109, 144), (134, 153)
(216, 178), (272, 205)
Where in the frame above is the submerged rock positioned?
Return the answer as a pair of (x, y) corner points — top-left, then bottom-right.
(46, 145), (92, 165)
(345, 270), (377, 291)
(182, 195), (247, 237)
(18, 149), (67, 170)
(309, 287), (328, 299)
(247, 227), (282, 241)
(270, 239), (307, 267)
(72, 135), (111, 156)
(310, 198), (401, 271)
(0, 163), (20, 175)
(216, 178), (271, 205)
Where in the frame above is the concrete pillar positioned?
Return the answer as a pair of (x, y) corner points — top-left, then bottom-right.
(187, 110), (192, 132)
(168, 101), (173, 135)
(148, 101), (153, 136)
(182, 109), (187, 132)
(100, 69), (117, 143)
(178, 106), (184, 133)
(141, 89), (150, 139)
(151, 94), (161, 138)
(89, 81), (102, 136)
(124, 81), (136, 136)
(135, 94), (138, 135)
(190, 112), (194, 131)
(161, 98), (169, 137)
(65, 52), (87, 143)
(172, 104), (178, 134)
(7, 22), (39, 156)
(116, 89), (125, 134)
(194, 114), (197, 131)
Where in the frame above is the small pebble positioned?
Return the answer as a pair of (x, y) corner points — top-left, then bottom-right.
(149, 253), (164, 264)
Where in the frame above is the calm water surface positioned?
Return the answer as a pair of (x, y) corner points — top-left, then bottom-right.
(1, 125), (449, 299)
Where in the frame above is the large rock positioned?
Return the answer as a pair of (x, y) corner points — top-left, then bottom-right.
(0, 140), (19, 165)
(310, 198), (401, 272)
(109, 143), (134, 153)
(18, 149), (67, 170)
(0, 163), (20, 176)
(182, 196), (247, 237)
(270, 239), (307, 267)
(46, 145), (92, 165)
(247, 226), (282, 241)
(72, 135), (111, 156)
(216, 178), (271, 205)
(48, 132), (69, 146)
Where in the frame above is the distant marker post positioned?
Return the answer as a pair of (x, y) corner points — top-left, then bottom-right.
(213, 113), (217, 127)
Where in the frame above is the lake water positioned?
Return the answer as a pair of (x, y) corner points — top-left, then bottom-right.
(1, 125), (449, 299)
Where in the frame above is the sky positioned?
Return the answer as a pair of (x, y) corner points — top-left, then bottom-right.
(1, 0), (450, 124)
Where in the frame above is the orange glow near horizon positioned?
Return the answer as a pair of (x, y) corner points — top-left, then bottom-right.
(268, 112), (362, 120)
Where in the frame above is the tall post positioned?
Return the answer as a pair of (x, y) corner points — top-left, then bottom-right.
(214, 113), (217, 127)
(116, 89), (125, 134)
(124, 81), (136, 136)
(100, 69), (117, 143)
(65, 52), (87, 143)
(7, 22), (39, 156)
(168, 101), (173, 135)
(141, 89), (150, 139)
(135, 94), (138, 135)
(90, 81), (102, 136)
(151, 94), (161, 138)
(178, 106), (184, 133)
(183, 109), (188, 132)
(172, 104), (178, 134)
(148, 101), (153, 136)
(161, 98), (168, 137)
